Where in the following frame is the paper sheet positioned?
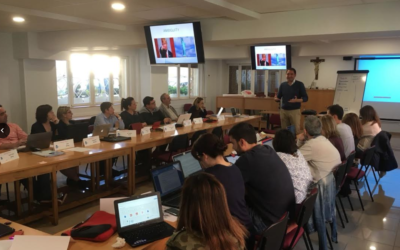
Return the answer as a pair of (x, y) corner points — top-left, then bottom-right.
(63, 147), (91, 152)
(99, 197), (127, 215)
(10, 236), (70, 250)
(0, 240), (12, 250)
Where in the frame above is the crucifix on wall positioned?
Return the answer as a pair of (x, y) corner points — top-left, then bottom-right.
(310, 57), (325, 80)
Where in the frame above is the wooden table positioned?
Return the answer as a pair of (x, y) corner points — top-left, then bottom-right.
(55, 220), (177, 250)
(0, 116), (261, 226)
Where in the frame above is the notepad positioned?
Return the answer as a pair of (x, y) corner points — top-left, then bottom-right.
(10, 236), (70, 250)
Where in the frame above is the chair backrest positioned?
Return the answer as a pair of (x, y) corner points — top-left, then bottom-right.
(269, 114), (281, 126)
(346, 151), (356, 174)
(191, 130), (207, 145)
(88, 125), (94, 134)
(297, 188), (318, 228)
(212, 127), (223, 140)
(360, 146), (376, 167)
(259, 212), (289, 250)
(170, 134), (189, 152)
(88, 116), (96, 125)
(183, 104), (192, 113)
(130, 123), (143, 135)
(334, 161), (347, 191)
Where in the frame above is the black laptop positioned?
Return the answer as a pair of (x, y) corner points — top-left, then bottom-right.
(172, 150), (203, 178)
(150, 162), (184, 208)
(100, 135), (131, 142)
(114, 192), (175, 247)
(66, 122), (89, 142)
(17, 132), (52, 152)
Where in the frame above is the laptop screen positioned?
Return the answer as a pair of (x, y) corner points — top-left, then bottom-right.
(226, 155), (239, 164)
(263, 139), (274, 149)
(151, 163), (184, 197)
(172, 151), (202, 178)
(117, 194), (161, 229)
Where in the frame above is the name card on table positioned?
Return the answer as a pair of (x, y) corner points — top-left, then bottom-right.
(141, 127), (151, 136)
(0, 149), (19, 164)
(193, 118), (203, 124)
(218, 115), (225, 121)
(117, 130), (136, 138)
(183, 120), (192, 127)
(54, 139), (74, 151)
(163, 124), (176, 132)
(83, 136), (100, 147)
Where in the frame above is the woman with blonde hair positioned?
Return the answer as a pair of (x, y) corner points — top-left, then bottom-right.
(188, 97), (207, 119)
(321, 115), (346, 161)
(166, 172), (247, 250)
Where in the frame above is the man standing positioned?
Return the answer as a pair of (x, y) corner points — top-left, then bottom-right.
(0, 104), (27, 149)
(327, 104), (355, 157)
(94, 102), (124, 130)
(140, 96), (171, 125)
(159, 93), (179, 121)
(275, 68), (308, 134)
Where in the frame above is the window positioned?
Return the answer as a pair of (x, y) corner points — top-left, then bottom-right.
(241, 66), (252, 91)
(267, 70), (280, 96)
(254, 71), (266, 94)
(56, 54), (126, 106)
(228, 66), (239, 94)
(168, 65), (199, 99)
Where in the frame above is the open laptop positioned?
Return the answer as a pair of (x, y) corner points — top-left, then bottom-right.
(114, 192), (175, 247)
(150, 162), (184, 208)
(17, 132), (53, 152)
(175, 113), (192, 127)
(93, 124), (130, 142)
(210, 107), (224, 117)
(230, 107), (247, 118)
(172, 150), (203, 178)
(65, 122), (89, 142)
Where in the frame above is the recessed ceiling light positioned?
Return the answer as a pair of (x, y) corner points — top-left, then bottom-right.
(111, 3), (125, 11)
(13, 17), (25, 23)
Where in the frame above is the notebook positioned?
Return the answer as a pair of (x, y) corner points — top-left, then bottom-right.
(172, 150), (203, 178)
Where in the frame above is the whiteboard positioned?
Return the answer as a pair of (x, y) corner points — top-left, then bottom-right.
(333, 70), (369, 114)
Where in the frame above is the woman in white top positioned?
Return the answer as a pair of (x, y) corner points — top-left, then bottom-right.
(358, 105), (382, 150)
(273, 129), (313, 204)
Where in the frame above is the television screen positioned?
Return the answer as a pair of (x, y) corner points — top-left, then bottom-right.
(144, 22), (205, 64)
(250, 45), (291, 70)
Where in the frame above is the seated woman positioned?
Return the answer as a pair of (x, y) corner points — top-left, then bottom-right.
(57, 106), (88, 190)
(358, 105), (382, 150)
(342, 112), (363, 147)
(120, 97), (146, 129)
(191, 133), (254, 250)
(321, 115), (346, 162)
(273, 129), (313, 204)
(188, 97), (207, 119)
(28, 105), (66, 204)
(166, 172), (247, 250)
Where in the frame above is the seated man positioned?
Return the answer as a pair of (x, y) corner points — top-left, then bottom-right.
(158, 93), (179, 121)
(297, 115), (341, 183)
(0, 104), (27, 149)
(327, 104), (355, 157)
(139, 96), (171, 125)
(94, 102), (124, 130)
(229, 122), (295, 233)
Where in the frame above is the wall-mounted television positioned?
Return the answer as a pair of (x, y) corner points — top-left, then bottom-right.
(250, 45), (291, 70)
(144, 22), (205, 65)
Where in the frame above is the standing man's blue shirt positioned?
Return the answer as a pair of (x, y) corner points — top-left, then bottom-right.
(93, 113), (124, 131)
(277, 80), (308, 110)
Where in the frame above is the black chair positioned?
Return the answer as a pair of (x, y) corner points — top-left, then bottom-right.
(334, 161), (348, 228)
(346, 146), (376, 211)
(339, 151), (356, 216)
(211, 127), (223, 140)
(190, 130), (207, 147)
(88, 116), (96, 126)
(258, 212), (289, 250)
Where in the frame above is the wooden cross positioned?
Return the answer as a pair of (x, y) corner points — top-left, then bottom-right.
(310, 57), (325, 80)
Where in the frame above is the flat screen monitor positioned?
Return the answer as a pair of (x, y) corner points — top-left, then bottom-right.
(144, 22), (205, 64)
(250, 45), (291, 70)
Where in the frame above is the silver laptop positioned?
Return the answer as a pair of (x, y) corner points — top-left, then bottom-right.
(176, 113), (192, 125)
(172, 150), (203, 178)
(92, 124), (111, 138)
(210, 107), (224, 117)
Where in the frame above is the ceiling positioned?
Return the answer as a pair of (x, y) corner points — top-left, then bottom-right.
(0, 0), (398, 33)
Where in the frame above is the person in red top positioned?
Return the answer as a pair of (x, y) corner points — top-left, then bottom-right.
(0, 104), (27, 149)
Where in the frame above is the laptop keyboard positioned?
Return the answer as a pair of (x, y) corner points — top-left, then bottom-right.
(165, 196), (180, 207)
(123, 222), (174, 246)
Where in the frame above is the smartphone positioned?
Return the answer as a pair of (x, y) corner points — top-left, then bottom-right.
(164, 208), (179, 216)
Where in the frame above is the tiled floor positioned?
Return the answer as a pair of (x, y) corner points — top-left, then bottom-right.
(3, 135), (400, 249)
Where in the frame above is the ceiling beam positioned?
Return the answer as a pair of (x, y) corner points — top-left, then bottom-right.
(0, 3), (128, 31)
(174, 0), (260, 20)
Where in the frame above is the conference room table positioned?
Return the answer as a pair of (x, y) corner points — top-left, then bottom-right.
(0, 115), (261, 225)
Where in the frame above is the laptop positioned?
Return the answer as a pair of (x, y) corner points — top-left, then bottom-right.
(175, 113), (191, 127)
(230, 107), (247, 118)
(114, 192), (175, 247)
(17, 132), (53, 152)
(65, 122), (89, 142)
(210, 107), (224, 117)
(172, 150), (203, 178)
(150, 162), (184, 208)
(92, 124), (111, 138)
(262, 137), (274, 149)
(225, 155), (240, 164)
